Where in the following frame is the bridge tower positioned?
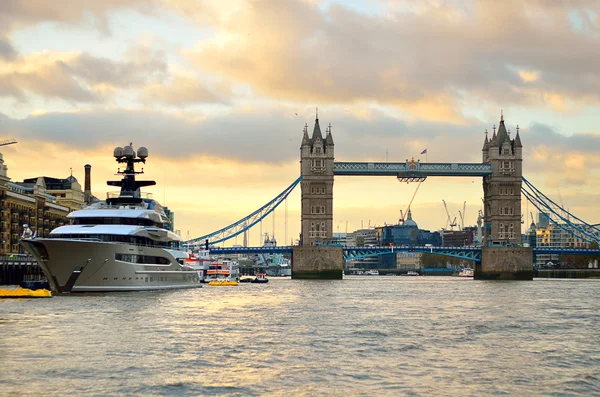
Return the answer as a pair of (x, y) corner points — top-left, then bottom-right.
(293, 111), (343, 279)
(300, 112), (334, 246)
(482, 112), (523, 245)
(480, 112), (533, 279)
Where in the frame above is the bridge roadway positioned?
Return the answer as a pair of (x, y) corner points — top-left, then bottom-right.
(209, 245), (600, 262)
(333, 162), (492, 177)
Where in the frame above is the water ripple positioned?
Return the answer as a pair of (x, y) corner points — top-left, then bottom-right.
(1, 278), (599, 396)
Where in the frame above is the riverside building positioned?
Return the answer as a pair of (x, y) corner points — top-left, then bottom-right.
(0, 152), (84, 254)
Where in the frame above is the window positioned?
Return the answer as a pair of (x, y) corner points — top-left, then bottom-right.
(310, 158), (326, 173)
(310, 186), (327, 195)
(311, 206), (325, 214)
(500, 161), (514, 174)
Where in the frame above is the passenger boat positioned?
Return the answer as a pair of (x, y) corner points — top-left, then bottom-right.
(401, 270), (420, 276)
(206, 259), (239, 286)
(180, 249), (213, 282)
(458, 268), (474, 278)
(20, 145), (202, 293)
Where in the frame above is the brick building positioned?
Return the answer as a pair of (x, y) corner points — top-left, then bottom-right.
(0, 152), (84, 254)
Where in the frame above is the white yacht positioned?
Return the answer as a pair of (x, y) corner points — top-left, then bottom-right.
(21, 145), (202, 293)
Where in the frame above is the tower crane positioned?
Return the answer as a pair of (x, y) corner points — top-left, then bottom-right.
(442, 200), (452, 230)
(0, 138), (17, 147)
(458, 210), (464, 230)
(399, 181), (422, 224)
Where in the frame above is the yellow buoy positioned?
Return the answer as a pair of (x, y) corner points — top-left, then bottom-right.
(0, 287), (53, 298)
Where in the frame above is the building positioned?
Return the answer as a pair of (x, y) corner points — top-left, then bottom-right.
(332, 232), (347, 245)
(0, 152), (82, 254)
(533, 220), (594, 266)
(17, 175), (84, 211)
(300, 112), (335, 246)
(442, 229), (474, 247)
(482, 113), (523, 245)
(376, 210), (442, 247)
(347, 228), (378, 247)
(395, 252), (422, 270)
(537, 212), (550, 228)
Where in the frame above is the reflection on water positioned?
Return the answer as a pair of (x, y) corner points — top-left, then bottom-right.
(1, 277), (599, 396)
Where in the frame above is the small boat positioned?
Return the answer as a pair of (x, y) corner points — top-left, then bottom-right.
(251, 273), (269, 284)
(401, 270), (420, 276)
(364, 270), (379, 276)
(239, 276), (254, 283)
(458, 268), (474, 278)
(0, 287), (52, 298)
(208, 279), (238, 286)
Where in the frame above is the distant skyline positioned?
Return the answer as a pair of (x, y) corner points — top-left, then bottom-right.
(1, 0), (599, 244)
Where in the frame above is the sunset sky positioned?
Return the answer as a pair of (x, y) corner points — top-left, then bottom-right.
(1, 0), (599, 245)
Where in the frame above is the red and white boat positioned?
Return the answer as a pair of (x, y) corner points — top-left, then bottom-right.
(180, 249), (213, 282)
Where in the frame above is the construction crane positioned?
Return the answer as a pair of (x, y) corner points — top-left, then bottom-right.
(458, 210), (464, 230)
(442, 200), (454, 230)
(462, 201), (466, 229)
(399, 181), (423, 224)
(0, 138), (17, 147)
(530, 211), (535, 227)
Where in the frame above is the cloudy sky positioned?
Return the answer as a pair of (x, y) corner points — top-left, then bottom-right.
(1, 0), (599, 244)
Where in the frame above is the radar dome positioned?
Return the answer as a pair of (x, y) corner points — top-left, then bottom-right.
(123, 145), (136, 158)
(137, 147), (148, 159)
(113, 147), (123, 158)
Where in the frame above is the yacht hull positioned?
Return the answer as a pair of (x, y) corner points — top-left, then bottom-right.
(21, 238), (202, 293)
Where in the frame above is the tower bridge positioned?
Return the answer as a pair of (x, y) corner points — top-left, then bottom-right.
(184, 111), (600, 281)
(295, 111), (527, 280)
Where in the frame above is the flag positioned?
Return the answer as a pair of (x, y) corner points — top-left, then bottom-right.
(421, 149), (427, 155)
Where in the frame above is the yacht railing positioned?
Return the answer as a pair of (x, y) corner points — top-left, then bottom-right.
(106, 191), (154, 199)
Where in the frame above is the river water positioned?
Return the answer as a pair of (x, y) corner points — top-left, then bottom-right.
(1, 277), (599, 396)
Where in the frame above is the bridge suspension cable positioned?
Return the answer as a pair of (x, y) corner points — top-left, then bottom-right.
(521, 177), (600, 245)
(183, 176), (302, 248)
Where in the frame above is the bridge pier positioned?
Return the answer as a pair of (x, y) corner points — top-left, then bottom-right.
(292, 246), (343, 279)
(476, 247), (534, 280)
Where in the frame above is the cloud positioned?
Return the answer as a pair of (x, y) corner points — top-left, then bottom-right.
(1, 105), (598, 172)
(0, 0), (157, 34)
(0, 36), (17, 60)
(0, 46), (167, 102)
(0, 106), (489, 165)
(141, 73), (232, 106)
(182, 0), (600, 115)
